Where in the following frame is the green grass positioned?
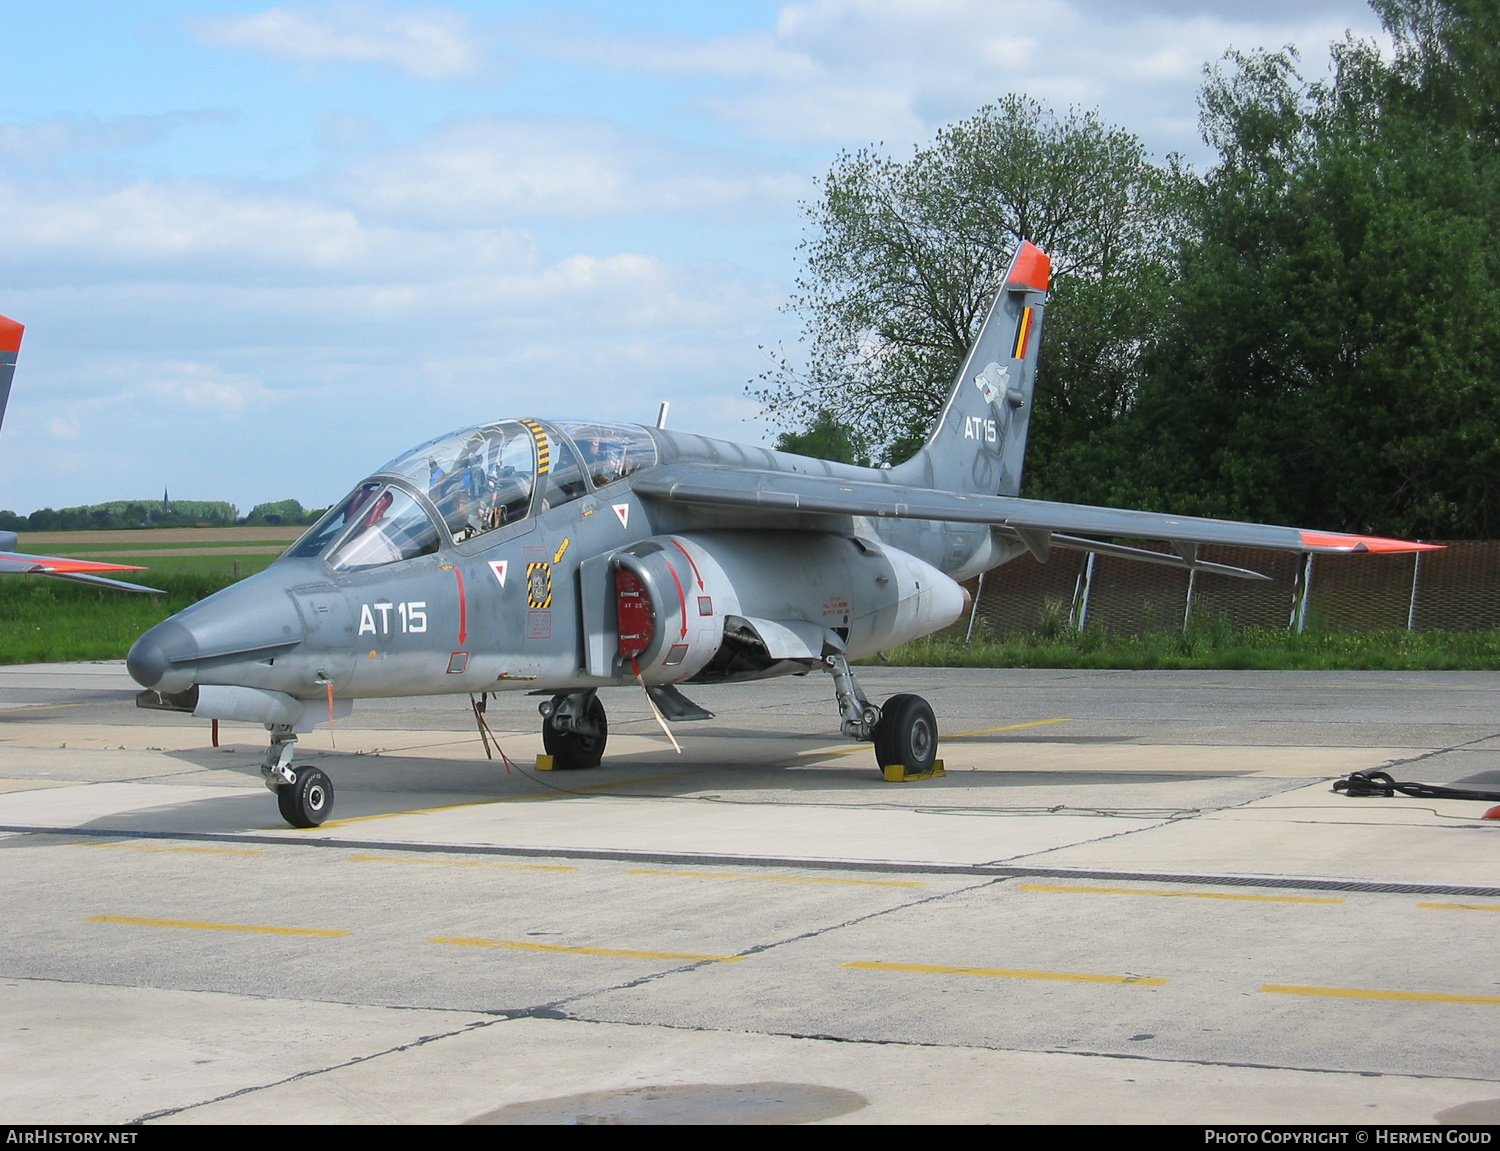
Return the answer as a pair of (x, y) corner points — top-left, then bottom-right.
(0, 568), (246, 664)
(872, 625), (1500, 671)
(96, 555), (280, 578)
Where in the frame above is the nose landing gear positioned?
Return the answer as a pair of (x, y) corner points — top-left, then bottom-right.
(260, 725), (335, 828)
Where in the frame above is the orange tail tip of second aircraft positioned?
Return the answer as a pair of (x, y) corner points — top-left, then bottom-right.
(0, 315), (22, 354)
(1298, 531), (1443, 554)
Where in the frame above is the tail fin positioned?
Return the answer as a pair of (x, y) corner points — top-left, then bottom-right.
(0, 315), (23, 441)
(889, 242), (1049, 496)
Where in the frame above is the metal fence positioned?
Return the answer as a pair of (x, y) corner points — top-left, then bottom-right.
(952, 540), (1500, 640)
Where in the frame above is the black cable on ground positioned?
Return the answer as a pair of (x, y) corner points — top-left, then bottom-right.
(1333, 769), (1500, 803)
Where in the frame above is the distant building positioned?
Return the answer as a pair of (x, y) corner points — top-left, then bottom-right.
(161, 488), (172, 515)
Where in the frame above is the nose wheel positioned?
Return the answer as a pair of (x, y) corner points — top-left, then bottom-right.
(277, 764), (334, 828)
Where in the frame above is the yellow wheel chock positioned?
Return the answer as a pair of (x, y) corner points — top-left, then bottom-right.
(883, 759), (945, 782)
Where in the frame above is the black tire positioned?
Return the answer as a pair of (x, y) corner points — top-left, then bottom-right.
(873, 694), (938, 775)
(277, 765), (334, 828)
(542, 694), (608, 770)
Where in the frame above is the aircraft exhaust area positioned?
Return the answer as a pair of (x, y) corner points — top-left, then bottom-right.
(2, 662), (1500, 1125)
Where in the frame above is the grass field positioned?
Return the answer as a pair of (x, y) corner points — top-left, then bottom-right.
(1, 528), (295, 664)
(873, 626), (1500, 671)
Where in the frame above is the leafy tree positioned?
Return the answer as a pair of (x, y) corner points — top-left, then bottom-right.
(773, 411), (868, 465)
(756, 95), (1189, 484)
(1086, 2), (1500, 537)
(246, 499), (307, 525)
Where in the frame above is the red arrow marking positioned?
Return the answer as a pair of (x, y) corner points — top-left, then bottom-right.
(453, 567), (468, 645)
(663, 559), (688, 639)
(670, 538), (704, 590)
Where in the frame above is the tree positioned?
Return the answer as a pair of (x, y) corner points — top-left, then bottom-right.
(756, 95), (1188, 486)
(773, 411), (868, 465)
(1086, 7), (1500, 537)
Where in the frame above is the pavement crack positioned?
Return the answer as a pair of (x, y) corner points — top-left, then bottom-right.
(545, 876), (1008, 1012)
(129, 1014), (516, 1124)
(1375, 731), (1500, 774)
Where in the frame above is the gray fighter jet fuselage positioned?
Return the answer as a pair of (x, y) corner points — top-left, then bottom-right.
(127, 243), (1435, 828)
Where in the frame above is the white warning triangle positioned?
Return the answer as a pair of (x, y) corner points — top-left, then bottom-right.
(612, 503), (630, 530)
(488, 560), (508, 587)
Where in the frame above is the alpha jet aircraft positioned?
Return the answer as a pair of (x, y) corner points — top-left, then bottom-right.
(127, 242), (1434, 828)
(0, 313), (161, 593)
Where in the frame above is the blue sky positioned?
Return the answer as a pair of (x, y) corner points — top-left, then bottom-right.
(0, 0), (1383, 515)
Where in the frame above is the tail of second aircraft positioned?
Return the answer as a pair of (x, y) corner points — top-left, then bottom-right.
(888, 242), (1049, 497)
(0, 314), (22, 441)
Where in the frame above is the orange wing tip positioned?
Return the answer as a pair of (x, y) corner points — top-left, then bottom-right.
(1007, 242), (1050, 292)
(1298, 531), (1444, 554)
(2, 554), (149, 573)
(0, 314), (23, 354)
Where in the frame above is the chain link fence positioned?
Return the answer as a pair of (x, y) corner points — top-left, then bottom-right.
(951, 540), (1500, 640)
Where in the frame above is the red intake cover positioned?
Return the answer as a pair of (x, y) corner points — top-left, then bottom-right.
(616, 564), (655, 660)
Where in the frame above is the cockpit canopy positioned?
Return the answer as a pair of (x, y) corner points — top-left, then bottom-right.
(285, 419), (657, 572)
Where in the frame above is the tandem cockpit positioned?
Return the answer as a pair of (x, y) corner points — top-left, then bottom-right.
(284, 419), (658, 571)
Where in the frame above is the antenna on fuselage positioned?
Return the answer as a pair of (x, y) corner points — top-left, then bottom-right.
(656, 402), (670, 429)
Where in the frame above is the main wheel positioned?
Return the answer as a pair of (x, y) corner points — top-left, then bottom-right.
(872, 694), (937, 775)
(542, 694), (608, 770)
(277, 765), (334, 828)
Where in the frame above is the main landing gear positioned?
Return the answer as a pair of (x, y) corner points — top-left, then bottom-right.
(539, 689), (609, 770)
(825, 654), (939, 777)
(261, 724), (335, 828)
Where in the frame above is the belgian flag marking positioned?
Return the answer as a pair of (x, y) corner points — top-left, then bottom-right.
(1012, 307), (1035, 361)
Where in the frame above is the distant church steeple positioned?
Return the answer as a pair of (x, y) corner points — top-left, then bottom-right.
(162, 488), (172, 514)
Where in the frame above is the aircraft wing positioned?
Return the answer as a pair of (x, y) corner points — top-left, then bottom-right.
(634, 464), (1438, 578)
(0, 550), (165, 593)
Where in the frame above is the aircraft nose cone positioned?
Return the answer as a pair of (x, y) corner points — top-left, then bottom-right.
(127, 620), (197, 692)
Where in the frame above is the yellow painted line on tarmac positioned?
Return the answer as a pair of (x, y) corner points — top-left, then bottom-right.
(348, 854), (575, 872)
(430, 936), (745, 963)
(86, 915), (348, 937)
(1261, 984), (1500, 1006)
(947, 718), (1072, 739)
(0, 703), (82, 713)
(72, 842), (264, 856)
(812, 717), (1071, 757)
(1020, 884), (1343, 905)
(1419, 902), (1500, 912)
(628, 868), (925, 888)
(843, 960), (1166, 986)
(310, 770), (703, 829)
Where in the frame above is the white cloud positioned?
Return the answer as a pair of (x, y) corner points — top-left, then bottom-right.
(0, 113), (234, 165)
(189, 1), (483, 80)
(337, 115), (804, 225)
(535, 0), (1385, 156)
(147, 364), (267, 413)
(0, 144), (787, 511)
(0, 174), (537, 283)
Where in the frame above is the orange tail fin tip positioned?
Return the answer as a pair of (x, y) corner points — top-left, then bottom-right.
(1006, 242), (1050, 292)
